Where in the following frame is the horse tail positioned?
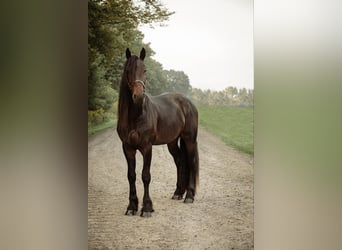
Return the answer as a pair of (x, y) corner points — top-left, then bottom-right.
(179, 138), (189, 191)
(180, 137), (199, 195)
(192, 140), (199, 194)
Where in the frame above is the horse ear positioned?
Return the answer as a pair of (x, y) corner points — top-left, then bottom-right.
(126, 48), (131, 59)
(139, 48), (146, 61)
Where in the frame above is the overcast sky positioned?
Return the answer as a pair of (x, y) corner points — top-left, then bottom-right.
(139, 0), (254, 91)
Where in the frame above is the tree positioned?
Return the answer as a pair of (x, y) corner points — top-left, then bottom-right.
(164, 70), (191, 96)
(145, 57), (168, 95)
(88, 0), (173, 64)
(224, 86), (238, 98)
(88, 0), (174, 124)
(88, 53), (117, 111)
(190, 88), (204, 104)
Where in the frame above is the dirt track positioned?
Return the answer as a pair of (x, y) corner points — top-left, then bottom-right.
(88, 127), (253, 249)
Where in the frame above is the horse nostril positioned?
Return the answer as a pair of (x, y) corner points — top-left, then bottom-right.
(133, 94), (137, 99)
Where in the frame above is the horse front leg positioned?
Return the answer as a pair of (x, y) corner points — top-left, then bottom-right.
(140, 144), (154, 217)
(123, 144), (138, 215)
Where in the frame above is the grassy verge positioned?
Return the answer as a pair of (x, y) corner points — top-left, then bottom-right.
(198, 105), (254, 155)
(88, 118), (116, 135)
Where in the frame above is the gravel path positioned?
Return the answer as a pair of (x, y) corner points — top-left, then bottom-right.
(88, 126), (253, 249)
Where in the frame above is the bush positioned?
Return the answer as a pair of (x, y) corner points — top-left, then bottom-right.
(88, 108), (106, 126)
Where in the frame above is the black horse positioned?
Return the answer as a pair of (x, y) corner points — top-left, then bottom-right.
(117, 48), (199, 217)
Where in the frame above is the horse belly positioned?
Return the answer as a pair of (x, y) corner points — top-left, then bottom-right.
(153, 126), (182, 145)
(153, 103), (186, 145)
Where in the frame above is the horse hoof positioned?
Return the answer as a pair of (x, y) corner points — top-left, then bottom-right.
(141, 211), (152, 217)
(125, 210), (137, 216)
(184, 198), (194, 203)
(172, 194), (183, 200)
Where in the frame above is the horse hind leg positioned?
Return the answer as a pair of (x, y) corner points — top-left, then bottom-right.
(167, 138), (187, 200)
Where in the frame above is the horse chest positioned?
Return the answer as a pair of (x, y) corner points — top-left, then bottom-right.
(127, 130), (140, 146)
(127, 128), (156, 147)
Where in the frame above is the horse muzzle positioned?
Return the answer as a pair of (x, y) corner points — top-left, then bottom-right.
(132, 93), (144, 105)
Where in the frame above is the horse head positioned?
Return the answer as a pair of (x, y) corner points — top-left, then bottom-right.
(125, 48), (147, 105)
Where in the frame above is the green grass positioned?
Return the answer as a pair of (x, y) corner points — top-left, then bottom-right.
(88, 118), (116, 135)
(198, 105), (254, 155)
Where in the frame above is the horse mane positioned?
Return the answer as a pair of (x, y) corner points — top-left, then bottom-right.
(117, 56), (139, 138)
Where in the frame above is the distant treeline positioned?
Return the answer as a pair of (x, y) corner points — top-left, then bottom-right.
(190, 87), (253, 107)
